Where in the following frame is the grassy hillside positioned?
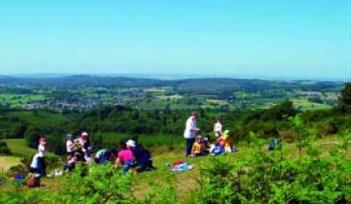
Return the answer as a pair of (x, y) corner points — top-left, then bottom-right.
(0, 139), (36, 172)
(0, 139), (56, 171)
(4, 139), (37, 157)
(0, 156), (20, 172)
(1, 136), (350, 203)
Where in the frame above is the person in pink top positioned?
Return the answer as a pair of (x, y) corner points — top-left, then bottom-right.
(115, 142), (136, 172)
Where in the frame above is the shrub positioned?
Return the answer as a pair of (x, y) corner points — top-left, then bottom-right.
(279, 129), (296, 143)
(0, 141), (12, 155)
(1, 164), (137, 203)
(195, 138), (351, 203)
(6, 164), (28, 177)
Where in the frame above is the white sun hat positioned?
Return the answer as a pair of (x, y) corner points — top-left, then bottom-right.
(126, 139), (136, 148)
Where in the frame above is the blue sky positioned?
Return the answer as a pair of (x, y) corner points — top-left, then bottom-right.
(0, 0), (350, 80)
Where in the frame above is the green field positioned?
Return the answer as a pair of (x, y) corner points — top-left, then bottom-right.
(0, 156), (21, 172)
(0, 94), (46, 108)
(292, 98), (332, 111)
(0, 139), (36, 172)
(4, 139), (36, 157)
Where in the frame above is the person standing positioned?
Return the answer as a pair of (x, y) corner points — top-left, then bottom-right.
(30, 136), (46, 177)
(184, 112), (200, 157)
(213, 118), (223, 137)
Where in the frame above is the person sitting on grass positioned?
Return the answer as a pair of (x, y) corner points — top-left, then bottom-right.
(94, 148), (114, 164)
(190, 136), (207, 157)
(126, 140), (155, 171)
(64, 153), (77, 172)
(217, 130), (232, 153)
(114, 142), (137, 172)
(210, 130), (234, 156)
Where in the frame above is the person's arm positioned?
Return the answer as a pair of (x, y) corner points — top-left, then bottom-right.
(190, 120), (200, 131)
(68, 141), (75, 151)
(114, 157), (121, 168)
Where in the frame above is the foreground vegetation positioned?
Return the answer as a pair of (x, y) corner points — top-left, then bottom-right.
(0, 135), (350, 203)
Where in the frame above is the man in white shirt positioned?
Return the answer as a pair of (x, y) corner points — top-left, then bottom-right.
(184, 112), (200, 156)
(214, 119), (223, 137)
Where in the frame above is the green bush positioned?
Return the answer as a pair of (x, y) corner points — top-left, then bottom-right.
(0, 141), (12, 155)
(1, 164), (137, 203)
(6, 164), (28, 177)
(195, 137), (351, 203)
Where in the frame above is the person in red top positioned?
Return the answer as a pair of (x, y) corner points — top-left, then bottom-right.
(115, 142), (136, 172)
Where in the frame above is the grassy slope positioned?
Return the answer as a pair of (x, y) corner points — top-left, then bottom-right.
(133, 136), (351, 202)
(1, 137), (350, 202)
(0, 139), (36, 172)
(0, 157), (21, 173)
(0, 139), (57, 172)
(4, 139), (37, 157)
(8, 111), (73, 127)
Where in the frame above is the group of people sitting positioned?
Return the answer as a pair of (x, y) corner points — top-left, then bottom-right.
(29, 132), (155, 180)
(189, 130), (234, 157)
(184, 112), (236, 157)
(63, 132), (155, 173)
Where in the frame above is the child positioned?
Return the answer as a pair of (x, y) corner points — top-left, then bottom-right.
(213, 119), (223, 137)
(36, 136), (47, 176)
(190, 136), (207, 157)
(210, 130), (232, 156)
(217, 130), (232, 153)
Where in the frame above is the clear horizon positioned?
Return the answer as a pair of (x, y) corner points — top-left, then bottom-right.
(2, 72), (349, 82)
(1, 1), (350, 80)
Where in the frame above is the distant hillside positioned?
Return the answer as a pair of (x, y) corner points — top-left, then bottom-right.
(1, 75), (344, 95)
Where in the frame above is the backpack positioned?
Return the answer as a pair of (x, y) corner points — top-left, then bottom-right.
(212, 145), (225, 156)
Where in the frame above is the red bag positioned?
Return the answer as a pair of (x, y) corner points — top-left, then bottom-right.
(26, 174), (40, 188)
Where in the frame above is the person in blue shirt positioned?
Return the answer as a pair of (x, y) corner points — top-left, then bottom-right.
(94, 149), (113, 164)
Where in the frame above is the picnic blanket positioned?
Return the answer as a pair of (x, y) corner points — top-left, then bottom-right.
(171, 160), (193, 171)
